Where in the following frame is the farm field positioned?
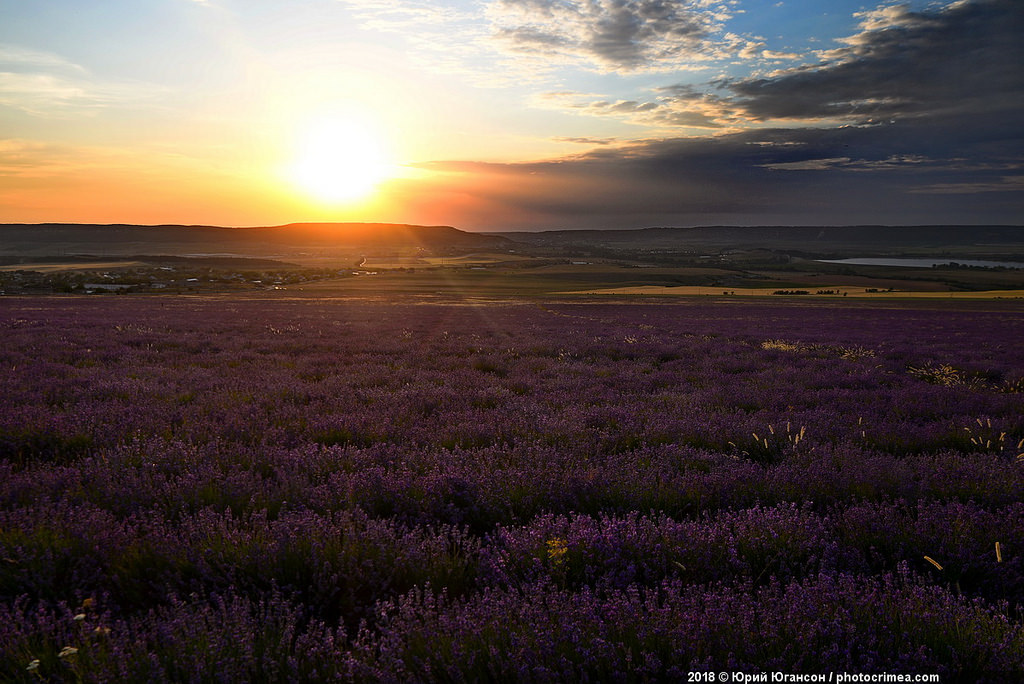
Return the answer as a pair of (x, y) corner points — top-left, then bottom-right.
(0, 262), (151, 274)
(1, 295), (1023, 681)
(5, 243), (1024, 299)
(562, 285), (1024, 299)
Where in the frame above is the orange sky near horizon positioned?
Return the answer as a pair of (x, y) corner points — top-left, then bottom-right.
(0, 135), (498, 228)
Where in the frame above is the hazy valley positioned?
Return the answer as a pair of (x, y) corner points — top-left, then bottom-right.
(2, 223), (1023, 298)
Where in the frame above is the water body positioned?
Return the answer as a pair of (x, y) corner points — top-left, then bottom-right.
(183, 253), (255, 258)
(819, 258), (1024, 269)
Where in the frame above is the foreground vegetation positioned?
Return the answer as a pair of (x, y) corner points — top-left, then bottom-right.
(1, 296), (1022, 681)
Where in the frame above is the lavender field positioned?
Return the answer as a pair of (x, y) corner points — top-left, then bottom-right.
(1, 296), (1023, 681)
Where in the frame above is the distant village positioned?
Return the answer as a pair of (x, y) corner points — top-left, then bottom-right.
(0, 263), (347, 295)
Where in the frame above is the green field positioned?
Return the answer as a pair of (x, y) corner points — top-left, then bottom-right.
(4, 243), (1024, 299)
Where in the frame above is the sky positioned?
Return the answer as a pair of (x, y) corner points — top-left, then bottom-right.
(0, 0), (1021, 230)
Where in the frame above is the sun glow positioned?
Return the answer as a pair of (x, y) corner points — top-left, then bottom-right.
(288, 114), (392, 204)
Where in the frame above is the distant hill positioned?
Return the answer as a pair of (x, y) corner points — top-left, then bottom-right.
(4, 223), (1023, 261)
(495, 225), (1024, 256)
(0, 222), (514, 258)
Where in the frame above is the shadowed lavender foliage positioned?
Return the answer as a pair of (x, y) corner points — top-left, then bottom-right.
(1, 297), (1022, 680)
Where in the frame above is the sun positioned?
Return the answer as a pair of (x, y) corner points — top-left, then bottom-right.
(288, 115), (391, 204)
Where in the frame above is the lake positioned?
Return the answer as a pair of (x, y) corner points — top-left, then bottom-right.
(818, 257), (1024, 269)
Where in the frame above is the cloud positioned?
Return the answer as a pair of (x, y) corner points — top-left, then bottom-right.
(524, 0), (1023, 146)
(336, 1), (511, 82)
(760, 157), (853, 172)
(552, 136), (619, 145)
(337, 0), (766, 79)
(0, 46), (87, 74)
(722, 0), (1024, 124)
(910, 176), (1024, 195)
(0, 138), (154, 189)
(0, 72), (101, 115)
(533, 88), (732, 130)
(0, 138), (185, 179)
(0, 44), (164, 116)
(760, 49), (800, 61)
(536, 83), (745, 131)
(0, 139), (60, 177)
(406, 0), (1022, 229)
(338, 0), (464, 31)
(407, 107), (1022, 229)
(761, 154), (939, 172)
(486, 0), (747, 72)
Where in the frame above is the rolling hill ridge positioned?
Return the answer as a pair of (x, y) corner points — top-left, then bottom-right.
(0, 222), (514, 258)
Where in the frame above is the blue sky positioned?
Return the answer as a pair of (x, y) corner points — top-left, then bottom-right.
(0, 0), (1021, 229)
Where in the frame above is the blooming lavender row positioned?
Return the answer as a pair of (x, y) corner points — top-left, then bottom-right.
(3, 570), (1021, 681)
(1, 297), (1022, 679)
(3, 498), (1020, 614)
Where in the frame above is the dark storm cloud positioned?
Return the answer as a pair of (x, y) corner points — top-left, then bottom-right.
(420, 108), (1022, 228)
(724, 0), (1024, 123)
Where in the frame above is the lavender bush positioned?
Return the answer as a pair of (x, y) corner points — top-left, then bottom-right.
(1, 297), (1022, 680)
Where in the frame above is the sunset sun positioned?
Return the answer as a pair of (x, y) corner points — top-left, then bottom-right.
(288, 115), (391, 204)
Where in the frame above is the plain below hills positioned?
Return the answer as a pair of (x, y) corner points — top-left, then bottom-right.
(494, 225), (1024, 259)
(4, 222), (1024, 298)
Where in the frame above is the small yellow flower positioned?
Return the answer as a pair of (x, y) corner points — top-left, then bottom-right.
(546, 537), (568, 564)
(58, 646), (78, 659)
(80, 598), (95, 610)
(26, 659), (40, 672)
(73, 613), (86, 622)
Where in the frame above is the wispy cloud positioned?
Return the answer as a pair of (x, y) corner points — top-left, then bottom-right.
(339, 0), (466, 29)
(336, 1), (508, 82)
(0, 73), (96, 115)
(552, 136), (619, 146)
(910, 176), (1024, 194)
(0, 44), (165, 117)
(0, 138), (144, 182)
(533, 87), (735, 131)
(0, 139), (61, 177)
(762, 154), (934, 172)
(0, 46), (88, 74)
